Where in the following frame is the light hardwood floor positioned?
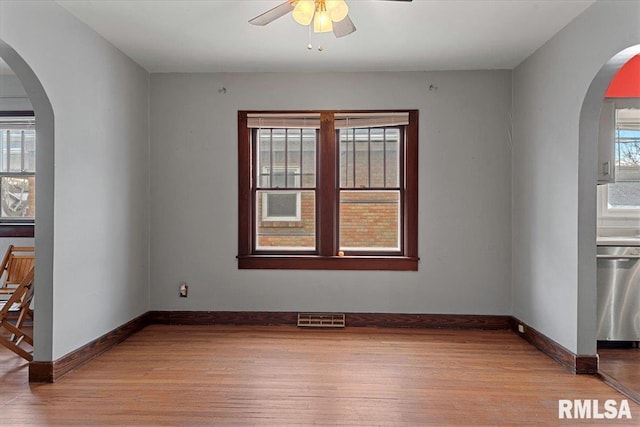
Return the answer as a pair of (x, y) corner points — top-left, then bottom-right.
(1, 325), (638, 426)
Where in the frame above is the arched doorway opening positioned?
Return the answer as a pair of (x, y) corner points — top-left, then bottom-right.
(0, 39), (54, 364)
(578, 45), (640, 400)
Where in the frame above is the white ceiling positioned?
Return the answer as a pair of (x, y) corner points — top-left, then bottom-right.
(48, 1), (594, 73)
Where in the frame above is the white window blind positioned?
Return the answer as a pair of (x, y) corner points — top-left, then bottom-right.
(247, 112), (409, 129)
(0, 116), (35, 130)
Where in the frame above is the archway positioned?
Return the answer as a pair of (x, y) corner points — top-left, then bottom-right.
(578, 45), (640, 355)
(0, 39), (54, 363)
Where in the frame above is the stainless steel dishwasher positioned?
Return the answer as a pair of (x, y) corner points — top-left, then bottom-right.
(597, 245), (640, 341)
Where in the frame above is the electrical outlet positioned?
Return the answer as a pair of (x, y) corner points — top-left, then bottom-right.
(518, 324), (525, 333)
(179, 282), (188, 298)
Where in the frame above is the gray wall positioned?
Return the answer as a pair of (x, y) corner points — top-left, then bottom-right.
(150, 71), (512, 314)
(0, 73), (32, 110)
(0, 1), (150, 360)
(512, 0), (640, 355)
(0, 238), (35, 256)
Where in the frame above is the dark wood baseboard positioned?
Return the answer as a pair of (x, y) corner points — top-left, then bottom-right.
(29, 312), (151, 382)
(346, 313), (510, 329)
(510, 317), (598, 374)
(148, 310), (511, 330)
(148, 310), (298, 326)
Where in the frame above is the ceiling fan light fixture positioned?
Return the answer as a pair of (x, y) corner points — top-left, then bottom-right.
(313, 9), (333, 33)
(292, 0), (315, 26)
(326, 0), (349, 23)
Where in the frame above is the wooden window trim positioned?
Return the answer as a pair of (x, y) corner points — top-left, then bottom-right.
(238, 110), (419, 271)
(0, 223), (34, 237)
(237, 255), (418, 271)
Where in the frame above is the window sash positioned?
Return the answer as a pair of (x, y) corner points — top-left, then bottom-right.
(0, 175), (35, 220)
(252, 127), (318, 254)
(338, 189), (402, 253)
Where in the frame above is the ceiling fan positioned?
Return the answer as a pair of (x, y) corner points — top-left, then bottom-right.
(249, 0), (412, 39)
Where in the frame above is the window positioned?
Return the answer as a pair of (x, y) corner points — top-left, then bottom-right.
(608, 107), (640, 209)
(0, 112), (35, 237)
(238, 110), (418, 270)
(598, 104), (640, 224)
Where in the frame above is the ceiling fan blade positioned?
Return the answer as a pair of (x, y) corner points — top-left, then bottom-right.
(249, 1), (295, 26)
(333, 15), (356, 38)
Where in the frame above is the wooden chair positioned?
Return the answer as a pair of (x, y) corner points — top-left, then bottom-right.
(0, 245), (35, 296)
(0, 266), (34, 361)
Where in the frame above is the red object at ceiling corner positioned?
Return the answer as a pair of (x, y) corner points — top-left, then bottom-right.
(606, 55), (640, 98)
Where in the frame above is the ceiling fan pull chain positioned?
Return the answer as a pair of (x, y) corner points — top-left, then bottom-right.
(317, 31), (325, 52)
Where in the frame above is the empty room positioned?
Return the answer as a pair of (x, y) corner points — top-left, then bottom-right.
(1, 0), (640, 425)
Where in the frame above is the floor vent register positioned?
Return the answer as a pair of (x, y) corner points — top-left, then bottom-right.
(297, 313), (346, 328)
